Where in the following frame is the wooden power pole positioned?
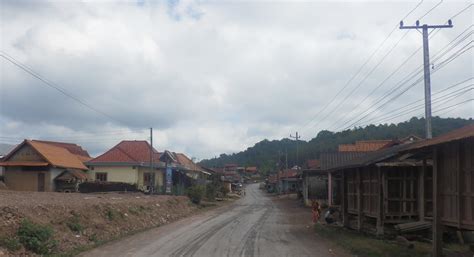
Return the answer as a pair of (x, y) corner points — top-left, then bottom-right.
(290, 132), (300, 168)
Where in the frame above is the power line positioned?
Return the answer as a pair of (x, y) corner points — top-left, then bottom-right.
(418, 0), (443, 21)
(361, 78), (473, 124)
(298, 0), (424, 134)
(326, 4), (473, 133)
(335, 28), (473, 131)
(301, 0), (448, 136)
(338, 40), (472, 131)
(330, 25), (473, 131)
(434, 99), (473, 116)
(310, 30), (411, 133)
(433, 99), (473, 114)
(0, 51), (127, 125)
(359, 86), (472, 126)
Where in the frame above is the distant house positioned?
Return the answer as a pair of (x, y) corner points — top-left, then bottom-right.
(87, 140), (208, 194)
(245, 166), (258, 174)
(302, 152), (367, 206)
(278, 169), (300, 194)
(0, 143), (17, 178)
(0, 140), (90, 192)
(86, 140), (162, 192)
(338, 140), (394, 152)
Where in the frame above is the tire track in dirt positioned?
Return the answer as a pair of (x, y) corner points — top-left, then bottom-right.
(169, 205), (253, 257)
(237, 205), (274, 257)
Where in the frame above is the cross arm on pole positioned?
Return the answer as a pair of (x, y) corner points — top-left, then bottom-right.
(399, 20), (453, 29)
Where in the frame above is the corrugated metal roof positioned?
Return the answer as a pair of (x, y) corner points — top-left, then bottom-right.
(0, 161), (49, 167)
(320, 152), (368, 170)
(328, 143), (414, 171)
(338, 140), (393, 152)
(405, 124), (474, 151)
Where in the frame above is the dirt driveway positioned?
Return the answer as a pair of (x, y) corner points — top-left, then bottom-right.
(80, 184), (350, 257)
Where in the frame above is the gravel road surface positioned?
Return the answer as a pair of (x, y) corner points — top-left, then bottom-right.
(80, 183), (349, 257)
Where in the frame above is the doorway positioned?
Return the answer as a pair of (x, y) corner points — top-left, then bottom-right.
(37, 173), (45, 192)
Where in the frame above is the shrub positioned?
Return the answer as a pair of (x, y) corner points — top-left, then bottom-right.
(187, 185), (205, 204)
(0, 237), (21, 251)
(17, 219), (57, 254)
(105, 209), (116, 221)
(205, 183), (217, 201)
(66, 214), (83, 233)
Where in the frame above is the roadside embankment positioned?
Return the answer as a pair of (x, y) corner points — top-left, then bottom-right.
(0, 190), (223, 256)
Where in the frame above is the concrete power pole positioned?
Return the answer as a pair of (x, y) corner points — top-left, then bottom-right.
(290, 132), (300, 168)
(149, 127), (154, 193)
(400, 20), (453, 139)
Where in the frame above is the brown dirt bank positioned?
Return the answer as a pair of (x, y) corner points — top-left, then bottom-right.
(0, 191), (206, 256)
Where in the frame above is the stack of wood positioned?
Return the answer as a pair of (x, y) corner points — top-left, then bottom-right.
(394, 221), (432, 233)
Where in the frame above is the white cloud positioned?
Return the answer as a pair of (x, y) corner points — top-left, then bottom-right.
(1, 0), (472, 159)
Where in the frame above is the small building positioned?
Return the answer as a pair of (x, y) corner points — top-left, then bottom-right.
(335, 143), (423, 234)
(0, 140), (90, 192)
(403, 124), (474, 257)
(86, 140), (163, 192)
(302, 152), (366, 207)
(277, 169), (300, 194)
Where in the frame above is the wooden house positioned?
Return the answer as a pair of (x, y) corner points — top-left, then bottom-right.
(334, 144), (425, 235)
(302, 152), (366, 207)
(0, 140), (90, 192)
(403, 124), (474, 256)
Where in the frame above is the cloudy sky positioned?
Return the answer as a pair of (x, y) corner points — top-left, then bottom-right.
(0, 0), (472, 159)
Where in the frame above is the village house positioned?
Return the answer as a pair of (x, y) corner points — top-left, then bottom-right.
(301, 139), (410, 207)
(403, 124), (474, 257)
(86, 140), (162, 192)
(86, 140), (208, 194)
(334, 143), (422, 234)
(331, 123), (473, 257)
(0, 140), (90, 192)
(278, 169), (300, 194)
(301, 152), (366, 206)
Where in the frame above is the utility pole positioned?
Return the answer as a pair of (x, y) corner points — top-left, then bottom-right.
(400, 20), (453, 139)
(290, 132), (300, 168)
(149, 127), (154, 193)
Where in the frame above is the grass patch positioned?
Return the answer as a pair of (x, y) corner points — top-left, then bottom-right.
(128, 206), (147, 215)
(314, 223), (431, 257)
(105, 208), (124, 221)
(66, 212), (84, 233)
(18, 219), (57, 255)
(0, 237), (21, 251)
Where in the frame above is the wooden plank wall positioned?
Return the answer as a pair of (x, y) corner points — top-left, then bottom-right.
(438, 137), (474, 230)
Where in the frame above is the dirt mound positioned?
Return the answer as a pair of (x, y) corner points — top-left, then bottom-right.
(0, 191), (199, 256)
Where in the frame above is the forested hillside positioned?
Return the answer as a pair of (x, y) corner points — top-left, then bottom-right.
(199, 117), (472, 174)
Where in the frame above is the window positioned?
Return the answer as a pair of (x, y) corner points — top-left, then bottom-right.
(144, 172), (153, 185)
(95, 172), (107, 182)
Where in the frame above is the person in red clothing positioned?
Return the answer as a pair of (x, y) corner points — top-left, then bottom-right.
(311, 200), (321, 224)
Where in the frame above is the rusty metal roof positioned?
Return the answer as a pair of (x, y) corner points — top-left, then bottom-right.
(327, 143), (414, 171)
(320, 152), (368, 170)
(1, 140), (88, 170)
(405, 124), (474, 151)
(0, 161), (49, 167)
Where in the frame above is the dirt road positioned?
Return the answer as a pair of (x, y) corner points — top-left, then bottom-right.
(80, 184), (349, 257)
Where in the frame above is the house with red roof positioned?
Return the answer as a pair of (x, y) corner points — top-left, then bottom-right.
(86, 140), (209, 193)
(86, 140), (163, 192)
(0, 140), (90, 192)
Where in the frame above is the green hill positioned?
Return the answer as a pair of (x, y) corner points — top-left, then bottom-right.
(199, 117), (473, 175)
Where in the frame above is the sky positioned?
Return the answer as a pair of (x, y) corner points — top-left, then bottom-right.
(0, 0), (472, 160)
